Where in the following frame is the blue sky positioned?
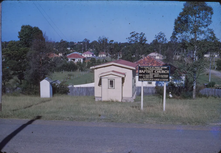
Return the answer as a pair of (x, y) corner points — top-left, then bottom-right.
(2, 1), (221, 43)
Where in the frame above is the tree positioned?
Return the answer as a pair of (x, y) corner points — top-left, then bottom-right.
(122, 31), (148, 62)
(57, 39), (68, 56)
(82, 38), (90, 51)
(97, 36), (109, 55)
(18, 25), (44, 48)
(172, 2), (213, 98)
(152, 32), (167, 55)
(2, 54), (13, 93)
(24, 28), (52, 93)
(3, 41), (29, 84)
(108, 40), (123, 60)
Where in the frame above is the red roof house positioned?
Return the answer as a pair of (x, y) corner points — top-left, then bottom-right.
(82, 51), (95, 57)
(48, 53), (60, 58)
(135, 55), (165, 73)
(67, 53), (85, 63)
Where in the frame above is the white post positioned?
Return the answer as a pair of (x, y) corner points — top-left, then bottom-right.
(163, 82), (166, 111)
(141, 81), (143, 110)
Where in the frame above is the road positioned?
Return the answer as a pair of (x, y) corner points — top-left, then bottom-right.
(207, 69), (221, 79)
(0, 118), (220, 153)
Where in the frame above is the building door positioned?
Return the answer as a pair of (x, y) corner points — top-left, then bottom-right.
(101, 77), (122, 101)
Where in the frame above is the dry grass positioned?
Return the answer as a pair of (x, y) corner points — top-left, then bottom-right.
(0, 95), (220, 125)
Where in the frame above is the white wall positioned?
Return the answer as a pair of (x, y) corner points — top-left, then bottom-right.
(40, 80), (52, 98)
(135, 76), (156, 87)
(94, 65), (133, 99)
(101, 76), (122, 101)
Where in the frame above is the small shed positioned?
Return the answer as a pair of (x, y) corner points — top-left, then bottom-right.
(40, 77), (53, 98)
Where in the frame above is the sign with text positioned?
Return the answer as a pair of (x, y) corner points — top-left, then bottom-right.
(138, 66), (170, 81)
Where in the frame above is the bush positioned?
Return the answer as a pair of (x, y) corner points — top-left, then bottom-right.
(52, 81), (69, 95)
(20, 81), (40, 95)
(206, 81), (216, 88)
(55, 61), (78, 72)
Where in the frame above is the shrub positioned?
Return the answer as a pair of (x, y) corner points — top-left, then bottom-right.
(52, 81), (69, 95)
(206, 81), (216, 88)
(20, 81), (40, 95)
(55, 61), (78, 72)
(155, 86), (164, 95)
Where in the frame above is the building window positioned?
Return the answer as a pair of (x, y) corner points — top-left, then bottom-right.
(108, 79), (115, 89)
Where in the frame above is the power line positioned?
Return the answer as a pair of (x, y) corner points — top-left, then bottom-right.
(33, 2), (64, 41)
(36, 2), (68, 41)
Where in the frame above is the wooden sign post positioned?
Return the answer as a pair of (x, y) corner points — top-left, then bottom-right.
(138, 66), (170, 111)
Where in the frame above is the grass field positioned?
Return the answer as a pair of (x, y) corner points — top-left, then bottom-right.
(0, 95), (220, 125)
(48, 71), (94, 85)
(198, 71), (221, 85)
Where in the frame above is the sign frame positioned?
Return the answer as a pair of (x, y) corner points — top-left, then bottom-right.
(138, 66), (170, 111)
(138, 66), (170, 82)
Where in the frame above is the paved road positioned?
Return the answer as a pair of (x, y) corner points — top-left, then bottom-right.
(207, 69), (221, 79)
(0, 118), (220, 153)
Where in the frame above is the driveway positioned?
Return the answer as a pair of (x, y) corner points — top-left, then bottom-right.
(207, 69), (221, 79)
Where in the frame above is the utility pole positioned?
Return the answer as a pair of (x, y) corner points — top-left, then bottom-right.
(0, 2), (2, 111)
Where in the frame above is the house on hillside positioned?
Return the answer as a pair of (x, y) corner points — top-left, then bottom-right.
(204, 52), (219, 58)
(67, 53), (85, 63)
(98, 52), (106, 57)
(147, 52), (164, 60)
(82, 51), (95, 57)
(48, 53), (60, 58)
(90, 59), (137, 102)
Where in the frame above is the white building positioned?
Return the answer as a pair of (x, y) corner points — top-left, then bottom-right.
(40, 77), (53, 98)
(90, 59), (137, 102)
(82, 51), (95, 57)
(67, 53), (85, 63)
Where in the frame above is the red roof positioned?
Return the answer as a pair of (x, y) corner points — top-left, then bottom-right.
(48, 53), (59, 58)
(135, 56), (165, 73)
(67, 53), (84, 59)
(99, 52), (106, 55)
(91, 59), (137, 69)
(110, 59), (137, 68)
(135, 56), (165, 66)
(83, 51), (93, 55)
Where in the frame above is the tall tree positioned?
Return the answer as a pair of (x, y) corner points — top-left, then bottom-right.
(152, 32), (167, 55)
(93, 37), (109, 56)
(108, 41), (123, 60)
(24, 28), (52, 92)
(82, 38), (90, 52)
(57, 39), (68, 56)
(2, 41), (29, 84)
(18, 25), (43, 48)
(122, 31), (147, 62)
(172, 2), (213, 98)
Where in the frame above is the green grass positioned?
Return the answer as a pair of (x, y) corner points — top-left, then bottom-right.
(48, 71), (94, 85)
(0, 95), (220, 125)
(198, 71), (221, 85)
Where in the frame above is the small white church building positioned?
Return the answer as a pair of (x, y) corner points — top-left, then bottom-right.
(90, 59), (137, 102)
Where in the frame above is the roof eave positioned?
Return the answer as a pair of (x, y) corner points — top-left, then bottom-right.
(90, 62), (136, 70)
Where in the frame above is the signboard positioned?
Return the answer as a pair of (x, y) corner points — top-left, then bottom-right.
(138, 66), (170, 81)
